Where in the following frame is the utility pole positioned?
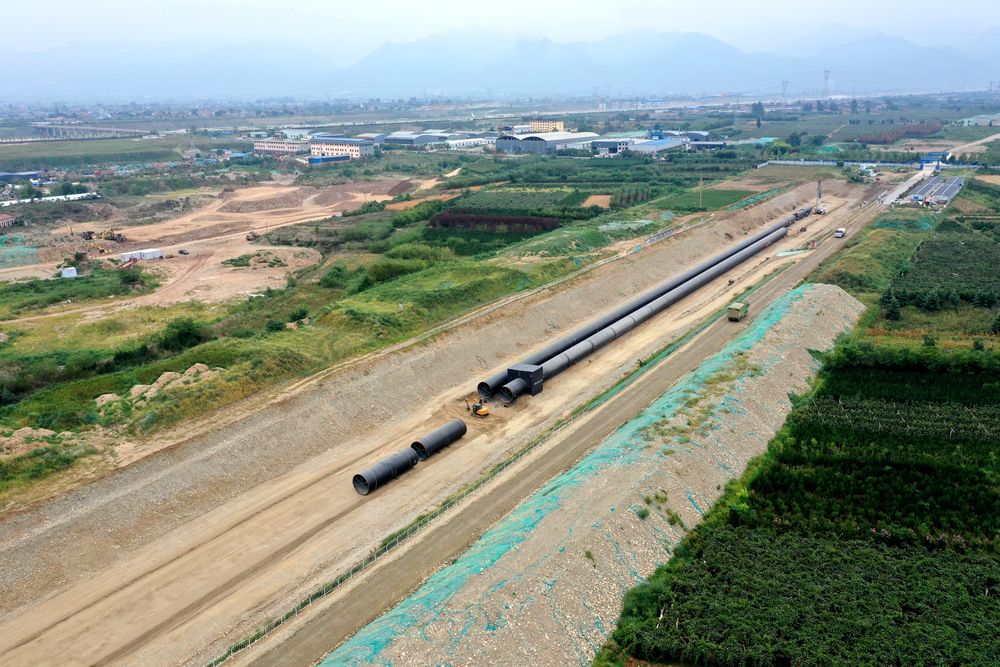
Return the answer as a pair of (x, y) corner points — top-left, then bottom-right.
(699, 175), (704, 209)
(781, 80), (789, 99)
(823, 70), (831, 100)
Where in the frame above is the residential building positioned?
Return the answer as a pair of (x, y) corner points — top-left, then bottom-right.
(528, 119), (565, 133)
(252, 138), (310, 154)
(310, 137), (375, 160)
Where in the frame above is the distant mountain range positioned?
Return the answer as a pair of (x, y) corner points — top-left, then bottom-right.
(6, 28), (1000, 101)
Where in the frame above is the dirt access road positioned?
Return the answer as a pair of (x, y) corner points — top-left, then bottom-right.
(0, 182), (877, 666)
(950, 130), (1000, 156)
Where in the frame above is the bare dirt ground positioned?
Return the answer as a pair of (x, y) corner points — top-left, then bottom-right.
(975, 174), (1000, 186)
(335, 284), (864, 666)
(0, 178), (879, 666)
(0, 180), (401, 286)
(0, 180), (403, 308)
(384, 193), (459, 211)
(582, 194), (612, 208)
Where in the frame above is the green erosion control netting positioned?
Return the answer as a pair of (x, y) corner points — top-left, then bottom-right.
(0, 234), (39, 268)
(318, 286), (812, 666)
(873, 215), (936, 232)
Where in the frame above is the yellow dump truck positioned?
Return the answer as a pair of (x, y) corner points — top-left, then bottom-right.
(727, 301), (749, 322)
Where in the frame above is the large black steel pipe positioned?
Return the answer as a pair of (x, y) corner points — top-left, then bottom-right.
(353, 448), (419, 495)
(477, 210), (809, 398)
(410, 419), (468, 460)
(497, 226), (789, 404)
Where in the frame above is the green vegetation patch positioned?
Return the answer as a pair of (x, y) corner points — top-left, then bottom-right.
(598, 345), (1000, 667)
(603, 527), (999, 667)
(656, 188), (753, 213)
(810, 227), (927, 293)
(0, 267), (155, 320)
(891, 232), (1000, 307)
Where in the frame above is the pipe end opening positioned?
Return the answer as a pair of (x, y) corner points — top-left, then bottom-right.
(411, 442), (430, 460)
(352, 474), (371, 495)
(498, 386), (516, 404)
(476, 382), (494, 399)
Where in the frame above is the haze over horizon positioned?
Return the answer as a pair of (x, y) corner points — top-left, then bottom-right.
(4, 0), (1000, 101)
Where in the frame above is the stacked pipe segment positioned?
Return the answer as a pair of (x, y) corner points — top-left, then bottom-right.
(477, 211), (807, 399)
(352, 448), (419, 495)
(497, 226), (790, 404)
(410, 419), (468, 460)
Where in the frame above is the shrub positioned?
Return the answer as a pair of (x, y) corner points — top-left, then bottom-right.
(366, 258), (428, 283)
(159, 318), (213, 352)
(287, 307), (308, 322)
(265, 319), (285, 332)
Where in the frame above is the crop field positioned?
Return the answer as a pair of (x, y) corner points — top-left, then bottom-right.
(0, 137), (251, 171)
(598, 176), (1000, 667)
(452, 187), (580, 212)
(890, 232), (1000, 306)
(654, 188), (752, 213)
(598, 343), (1000, 667)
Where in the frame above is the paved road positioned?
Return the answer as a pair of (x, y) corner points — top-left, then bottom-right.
(245, 199), (884, 667)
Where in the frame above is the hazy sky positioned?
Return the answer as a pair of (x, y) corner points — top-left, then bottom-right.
(5, 0), (997, 61)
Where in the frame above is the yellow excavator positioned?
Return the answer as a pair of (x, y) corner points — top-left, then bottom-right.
(465, 398), (490, 418)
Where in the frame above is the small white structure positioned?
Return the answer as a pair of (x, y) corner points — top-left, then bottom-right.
(60, 266), (78, 278)
(121, 248), (163, 262)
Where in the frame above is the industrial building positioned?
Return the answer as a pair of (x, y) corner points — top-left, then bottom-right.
(592, 138), (636, 155)
(909, 176), (964, 205)
(647, 129), (711, 142)
(252, 138), (310, 154)
(0, 212), (17, 228)
(383, 132), (449, 147)
(446, 137), (496, 150)
(310, 137), (375, 160)
(496, 131), (599, 154)
(355, 132), (387, 144)
(528, 119), (566, 133)
(629, 138), (686, 155)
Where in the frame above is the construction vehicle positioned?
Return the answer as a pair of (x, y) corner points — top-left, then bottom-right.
(465, 398), (490, 418)
(97, 228), (126, 242)
(815, 178), (828, 215)
(727, 301), (749, 322)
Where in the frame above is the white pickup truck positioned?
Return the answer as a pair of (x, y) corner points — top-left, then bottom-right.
(834, 228), (847, 238)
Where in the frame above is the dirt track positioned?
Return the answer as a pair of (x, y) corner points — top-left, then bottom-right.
(0, 180), (878, 666)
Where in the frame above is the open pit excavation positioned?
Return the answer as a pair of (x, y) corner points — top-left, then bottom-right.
(480, 207), (813, 404)
(318, 284), (866, 666)
(0, 179), (882, 667)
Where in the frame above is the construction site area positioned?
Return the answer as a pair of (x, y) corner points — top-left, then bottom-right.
(0, 155), (916, 665)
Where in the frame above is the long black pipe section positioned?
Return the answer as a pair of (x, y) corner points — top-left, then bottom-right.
(496, 224), (792, 404)
(477, 207), (812, 399)
(410, 419), (468, 460)
(353, 448), (419, 495)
